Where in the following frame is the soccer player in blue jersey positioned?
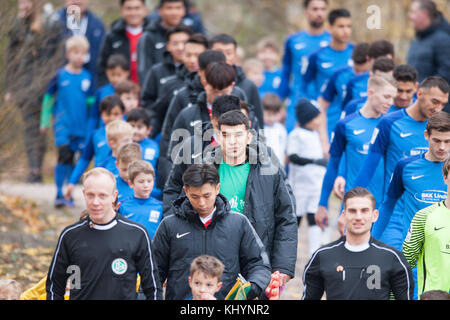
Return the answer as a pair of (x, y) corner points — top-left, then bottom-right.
(373, 111), (450, 242)
(341, 40), (395, 108)
(318, 42), (371, 139)
(315, 74), (397, 233)
(353, 76), (449, 248)
(40, 35), (95, 208)
(278, 0), (331, 132)
(302, 8), (353, 102)
(118, 160), (163, 240)
(65, 95), (126, 204)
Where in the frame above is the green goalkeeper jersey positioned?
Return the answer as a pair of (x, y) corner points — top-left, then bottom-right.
(402, 201), (450, 297)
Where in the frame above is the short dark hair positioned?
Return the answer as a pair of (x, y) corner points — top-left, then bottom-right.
(166, 24), (193, 41)
(198, 50), (226, 70)
(343, 187), (376, 209)
(419, 76), (450, 94)
(120, 0), (145, 7)
(126, 107), (151, 128)
(352, 42), (370, 65)
(114, 79), (140, 96)
(107, 54), (130, 71)
(218, 110), (249, 131)
(205, 62), (236, 90)
(413, 0), (440, 21)
(368, 40), (395, 59)
(372, 57), (395, 74)
(159, 0), (187, 7)
(187, 33), (209, 48)
(426, 111), (450, 135)
(304, 0), (328, 9)
(182, 164), (220, 188)
(209, 33), (238, 48)
(420, 290), (450, 300)
(262, 93), (283, 113)
(100, 95), (125, 114)
(211, 95), (241, 119)
(328, 8), (351, 25)
(393, 64), (418, 83)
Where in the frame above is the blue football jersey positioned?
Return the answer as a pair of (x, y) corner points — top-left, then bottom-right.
(47, 67), (93, 145)
(330, 111), (385, 206)
(341, 72), (370, 108)
(303, 43), (354, 101)
(118, 196), (163, 239)
(259, 68), (282, 99)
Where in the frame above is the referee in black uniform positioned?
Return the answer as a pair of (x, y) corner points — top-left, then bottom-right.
(46, 167), (162, 300)
(302, 187), (413, 300)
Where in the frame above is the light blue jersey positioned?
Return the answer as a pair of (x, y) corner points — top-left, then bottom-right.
(303, 43), (354, 101)
(118, 196), (163, 239)
(319, 111), (384, 208)
(259, 68), (282, 99)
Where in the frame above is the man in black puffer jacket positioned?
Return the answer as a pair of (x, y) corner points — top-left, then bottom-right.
(163, 110), (298, 293)
(407, 0), (450, 112)
(152, 164), (271, 300)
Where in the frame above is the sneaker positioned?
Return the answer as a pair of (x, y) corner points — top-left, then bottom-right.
(54, 196), (66, 208)
(27, 173), (42, 183)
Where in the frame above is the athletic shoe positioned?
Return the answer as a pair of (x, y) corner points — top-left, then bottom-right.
(54, 196), (66, 208)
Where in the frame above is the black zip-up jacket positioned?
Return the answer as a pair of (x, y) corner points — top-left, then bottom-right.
(302, 236), (413, 300)
(46, 213), (162, 300)
(152, 193), (271, 300)
(137, 17), (170, 85)
(146, 65), (195, 138)
(97, 17), (150, 87)
(163, 137), (298, 278)
(140, 51), (182, 119)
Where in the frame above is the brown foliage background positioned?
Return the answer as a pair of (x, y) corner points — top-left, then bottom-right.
(1, 0), (449, 179)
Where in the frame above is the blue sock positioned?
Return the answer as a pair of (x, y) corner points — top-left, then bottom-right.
(55, 164), (68, 198)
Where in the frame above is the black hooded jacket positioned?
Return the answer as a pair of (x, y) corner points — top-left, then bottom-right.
(162, 137), (298, 278)
(152, 193), (271, 300)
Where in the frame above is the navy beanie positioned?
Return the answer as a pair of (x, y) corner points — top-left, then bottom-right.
(296, 98), (321, 127)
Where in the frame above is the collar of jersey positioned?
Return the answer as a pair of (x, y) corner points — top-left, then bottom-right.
(88, 214), (118, 230)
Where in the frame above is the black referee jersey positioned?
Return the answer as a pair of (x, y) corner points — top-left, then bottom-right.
(302, 236), (413, 300)
(46, 213), (162, 300)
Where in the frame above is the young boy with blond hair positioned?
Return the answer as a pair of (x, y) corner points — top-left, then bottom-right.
(99, 119), (134, 175)
(40, 35), (95, 208)
(118, 160), (162, 239)
(188, 255), (224, 300)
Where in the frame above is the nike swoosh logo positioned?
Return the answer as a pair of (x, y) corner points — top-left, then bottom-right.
(411, 175), (424, 180)
(400, 132), (413, 138)
(434, 226), (445, 231)
(192, 153), (202, 159)
(155, 42), (165, 49)
(353, 129), (365, 135)
(176, 232), (190, 239)
(321, 62), (333, 69)
(190, 120), (201, 127)
(112, 41), (122, 49)
(124, 213), (134, 218)
(295, 43), (306, 50)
